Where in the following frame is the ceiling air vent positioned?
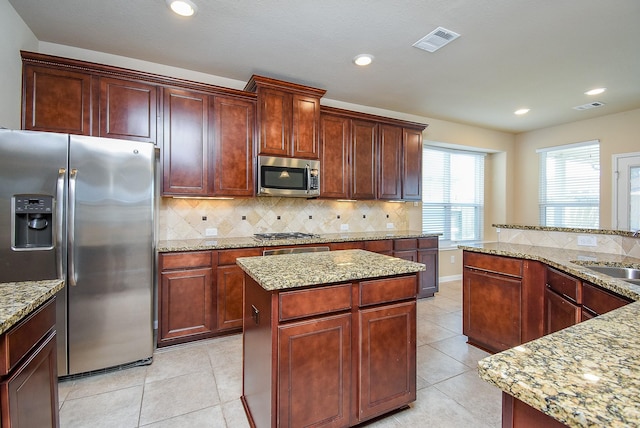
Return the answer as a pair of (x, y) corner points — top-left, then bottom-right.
(412, 27), (460, 53)
(573, 101), (605, 111)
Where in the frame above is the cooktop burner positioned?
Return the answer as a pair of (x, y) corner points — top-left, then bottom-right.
(253, 232), (318, 241)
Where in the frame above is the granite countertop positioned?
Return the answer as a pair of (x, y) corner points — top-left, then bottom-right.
(158, 230), (439, 252)
(493, 224), (639, 237)
(460, 242), (640, 427)
(236, 249), (425, 291)
(0, 279), (64, 335)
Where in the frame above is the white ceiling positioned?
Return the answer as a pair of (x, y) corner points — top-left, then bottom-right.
(9, 0), (640, 133)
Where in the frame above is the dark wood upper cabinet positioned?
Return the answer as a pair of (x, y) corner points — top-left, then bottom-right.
(402, 127), (423, 200)
(351, 119), (378, 200)
(98, 77), (158, 143)
(377, 124), (403, 200)
(162, 87), (209, 196)
(245, 75), (325, 159)
(320, 114), (351, 198)
(22, 63), (92, 135)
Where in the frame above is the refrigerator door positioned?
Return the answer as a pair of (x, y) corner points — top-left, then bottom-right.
(68, 135), (154, 375)
(0, 129), (68, 282)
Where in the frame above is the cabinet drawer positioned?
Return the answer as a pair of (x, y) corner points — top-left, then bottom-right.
(161, 251), (212, 270)
(393, 238), (417, 251)
(329, 241), (365, 251)
(0, 298), (56, 376)
(582, 282), (631, 316)
(279, 283), (352, 321)
(218, 248), (263, 265)
(359, 276), (417, 307)
(418, 237), (438, 249)
(364, 240), (393, 253)
(463, 252), (523, 278)
(546, 267), (581, 303)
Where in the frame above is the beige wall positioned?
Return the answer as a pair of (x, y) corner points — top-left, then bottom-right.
(514, 108), (640, 228)
(0, 0), (38, 128)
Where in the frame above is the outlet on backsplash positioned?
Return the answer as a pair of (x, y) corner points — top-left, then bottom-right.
(341, 224), (349, 231)
(577, 235), (598, 247)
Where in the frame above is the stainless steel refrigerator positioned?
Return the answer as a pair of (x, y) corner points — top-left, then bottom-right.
(0, 129), (155, 376)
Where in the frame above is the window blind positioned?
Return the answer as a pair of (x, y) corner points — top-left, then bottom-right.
(538, 140), (600, 228)
(422, 146), (485, 243)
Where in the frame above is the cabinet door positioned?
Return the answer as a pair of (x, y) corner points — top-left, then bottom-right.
(402, 128), (423, 200)
(351, 120), (377, 200)
(544, 288), (580, 335)
(0, 332), (58, 428)
(99, 77), (158, 143)
(393, 250), (417, 262)
(292, 94), (320, 159)
(359, 301), (416, 422)
(320, 114), (350, 198)
(216, 265), (245, 331)
(162, 88), (209, 195)
(258, 87), (290, 156)
(211, 96), (255, 196)
(22, 64), (92, 135)
(278, 313), (351, 428)
(417, 249), (438, 298)
(377, 124), (402, 200)
(463, 269), (522, 352)
(159, 267), (214, 344)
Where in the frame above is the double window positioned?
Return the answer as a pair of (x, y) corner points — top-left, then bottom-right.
(422, 146), (485, 245)
(538, 141), (600, 228)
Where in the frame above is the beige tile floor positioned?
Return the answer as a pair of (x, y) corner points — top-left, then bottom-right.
(58, 280), (502, 427)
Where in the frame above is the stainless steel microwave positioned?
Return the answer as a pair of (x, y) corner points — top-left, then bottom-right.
(257, 155), (320, 198)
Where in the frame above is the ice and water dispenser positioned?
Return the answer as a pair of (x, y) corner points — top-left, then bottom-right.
(12, 194), (54, 249)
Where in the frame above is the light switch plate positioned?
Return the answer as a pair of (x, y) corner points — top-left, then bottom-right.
(340, 224), (349, 231)
(205, 228), (218, 237)
(577, 235), (597, 246)
(386, 223), (394, 229)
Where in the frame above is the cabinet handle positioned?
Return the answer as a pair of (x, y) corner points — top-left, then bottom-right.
(251, 305), (260, 325)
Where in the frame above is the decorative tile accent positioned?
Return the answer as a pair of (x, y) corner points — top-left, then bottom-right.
(159, 197), (422, 240)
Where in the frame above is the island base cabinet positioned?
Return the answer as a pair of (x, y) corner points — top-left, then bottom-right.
(358, 302), (416, 422)
(502, 393), (567, 428)
(278, 314), (351, 428)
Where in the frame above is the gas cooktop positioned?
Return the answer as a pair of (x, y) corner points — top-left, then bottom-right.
(253, 232), (319, 241)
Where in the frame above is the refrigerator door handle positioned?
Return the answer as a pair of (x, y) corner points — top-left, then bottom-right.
(68, 168), (78, 286)
(56, 168), (66, 280)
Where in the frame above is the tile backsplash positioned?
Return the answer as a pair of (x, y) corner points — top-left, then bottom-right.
(159, 197), (422, 240)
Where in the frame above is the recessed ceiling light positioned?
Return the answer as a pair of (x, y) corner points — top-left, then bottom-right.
(585, 88), (606, 96)
(353, 54), (374, 66)
(514, 108), (530, 115)
(166, 0), (197, 17)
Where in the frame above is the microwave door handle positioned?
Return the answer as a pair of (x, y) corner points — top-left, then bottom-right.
(56, 168), (66, 280)
(305, 164), (311, 193)
(68, 168), (78, 286)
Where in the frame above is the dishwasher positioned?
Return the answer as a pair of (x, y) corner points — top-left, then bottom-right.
(263, 246), (330, 256)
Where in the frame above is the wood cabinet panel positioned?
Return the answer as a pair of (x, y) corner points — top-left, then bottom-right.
(328, 241), (365, 251)
(546, 267), (581, 303)
(216, 265), (245, 331)
(417, 249), (438, 298)
(582, 282), (631, 318)
(258, 87), (290, 157)
(99, 77), (157, 143)
(463, 269), (522, 352)
(320, 114), (350, 198)
(162, 88), (209, 195)
(292, 94), (320, 159)
(160, 251), (212, 270)
(211, 96), (255, 196)
(351, 120), (377, 200)
(464, 252), (523, 277)
(279, 283), (352, 321)
(278, 313), (351, 428)
(159, 266), (214, 345)
(544, 288), (581, 335)
(22, 64), (92, 135)
(402, 128), (423, 200)
(358, 301), (416, 421)
(377, 124), (402, 200)
(364, 240), (393, 254)
(394, 238), (418, 251)
(359, 276), (417, 307)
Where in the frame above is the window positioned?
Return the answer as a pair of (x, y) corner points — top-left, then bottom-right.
(422, 146), (485, 245)
(538, 140), (600, 228)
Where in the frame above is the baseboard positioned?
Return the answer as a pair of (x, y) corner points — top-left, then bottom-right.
(439, 274), (462, 283)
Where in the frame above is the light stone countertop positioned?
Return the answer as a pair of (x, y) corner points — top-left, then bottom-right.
(236, 249), (425, 291)
(460, 242), (640, 427)
(493, 224), (639, 237)
(158, 230), (439, 253)
(0, 279), (64, 335)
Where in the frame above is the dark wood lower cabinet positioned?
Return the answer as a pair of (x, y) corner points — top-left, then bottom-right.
(0, 298), (59, 428)
(544, 288), (580, 335)
(242, 274), (418, 428)
(502, 393), (567, 428)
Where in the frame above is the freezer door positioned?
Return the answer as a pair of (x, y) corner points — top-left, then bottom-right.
(0, 129), (68, 282)
(68, 135), (154, 375)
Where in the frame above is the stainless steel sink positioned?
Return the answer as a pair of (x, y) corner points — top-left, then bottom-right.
(586, 265), (640, 280)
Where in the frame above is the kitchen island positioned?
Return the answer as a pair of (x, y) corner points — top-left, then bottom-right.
(460, 242), (640, 427)
(236, 249), (425, 428)
(0, 278), (64, 428)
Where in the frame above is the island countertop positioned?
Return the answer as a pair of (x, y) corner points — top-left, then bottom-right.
(0, 278), (64, 335)
(236, 249), (425, 291)
(460, 242), (640, 427)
